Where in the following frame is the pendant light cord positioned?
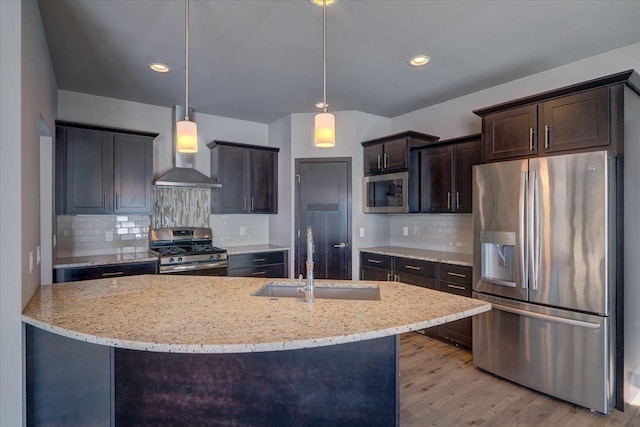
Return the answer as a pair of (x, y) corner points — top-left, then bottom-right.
(185, 0), (190, 121)
(322, 0), (327, 114)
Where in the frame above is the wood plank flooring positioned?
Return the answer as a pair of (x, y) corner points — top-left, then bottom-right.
(399, 332), (640, 426)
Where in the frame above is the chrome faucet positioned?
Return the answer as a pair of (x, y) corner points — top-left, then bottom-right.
(297, 226), (315, 303)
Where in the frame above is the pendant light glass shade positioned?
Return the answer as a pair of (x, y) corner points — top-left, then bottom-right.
(176, 119), (198, 153)
(314, 112), (335, 147)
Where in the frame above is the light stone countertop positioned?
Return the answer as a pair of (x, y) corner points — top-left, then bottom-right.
(225, 244), (289, 255)
(360, 246), (473, 267)
(22, 275), (490, 354)
(53, 252), (159, 269)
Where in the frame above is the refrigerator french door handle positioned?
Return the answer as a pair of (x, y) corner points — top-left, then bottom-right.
(532, 171), (540, 291)
(491, 303), (601, 330)
(519, 171), (528, 289)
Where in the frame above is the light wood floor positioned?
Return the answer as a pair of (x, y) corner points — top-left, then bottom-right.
(399, 332), (640, 426)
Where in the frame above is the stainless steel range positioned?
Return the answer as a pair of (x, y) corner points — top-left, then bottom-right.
(150, 227), (228, 276)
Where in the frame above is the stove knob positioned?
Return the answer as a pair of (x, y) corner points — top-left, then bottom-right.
(177, 257), (183, 262)
(209, 255), (214, 260)
(169, 257), (175, 263)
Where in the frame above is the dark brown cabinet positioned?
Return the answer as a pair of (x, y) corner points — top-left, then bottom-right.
(479, 86), (613, 162)
(54, 261), (157, 283)
(208, 140), (279, 214)
(360, 252), (393, 281)
(228, 250), (288, 278)
(417, 135), (482, 214)
(394, 256), (436, 289)
(56, 122), (156, 215)
(362, 131), (439, 175)
(435, 263), (473, 349)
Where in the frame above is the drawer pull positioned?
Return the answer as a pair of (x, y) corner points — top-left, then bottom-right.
(251, 258), (266, 262)
(447, 272), (466, 278)
(405, 265), (421, 271)
(102, 271), (124, 277)
(251, 271), (266, 276)
(387, 273), (392, 281)
(367, 259), (382, 264)
(447, 284), (467, 291)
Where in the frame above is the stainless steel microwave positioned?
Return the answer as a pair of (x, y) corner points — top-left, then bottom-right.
(363, 171), (409, 213)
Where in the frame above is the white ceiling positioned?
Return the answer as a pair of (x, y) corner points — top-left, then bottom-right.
(39, 0), (640, 124)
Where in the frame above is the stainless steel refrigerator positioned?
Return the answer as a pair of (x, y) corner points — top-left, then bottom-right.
(472, 150), (616, 414)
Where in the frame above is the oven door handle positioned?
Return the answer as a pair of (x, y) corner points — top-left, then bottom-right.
(160, 261), (228, 273)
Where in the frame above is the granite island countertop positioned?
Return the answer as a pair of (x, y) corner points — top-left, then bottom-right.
(22, 275), (490, 354)
(360, 246), (473, 267)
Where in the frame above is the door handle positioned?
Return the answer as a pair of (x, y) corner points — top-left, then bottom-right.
(367, 259), (382, 264)
(405, 265), (421, 271)
(456, 192), (461, 210)
(544, 125), (550, 149)
(529, 128), (535, 151)
(383, 153), (388, 169)
(333, 242), (347, 248)
(251, 197), (254, 211)
(243, 196), (247, 212)
(492, 303), (600, 329)
(519, 171), (528, 289)
(377, 154), (381, 170)
(446, 284), (467, 291)
(447, 192), (452, 210)
(447, 272), (466, 278)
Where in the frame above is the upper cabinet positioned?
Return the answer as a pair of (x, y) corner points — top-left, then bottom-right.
(414, 135), (482, 214)
(362, 131), (439, 175)
(208, 140), (279, 214)
(55, 122), (157, 215)
(475, 70), (640, 162)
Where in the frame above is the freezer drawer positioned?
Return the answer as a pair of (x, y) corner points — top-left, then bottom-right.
(472, 293), (614, 414)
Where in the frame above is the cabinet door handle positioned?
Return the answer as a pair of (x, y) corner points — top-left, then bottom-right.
(251, 197), (254, 211)
(251, 258), (266, 262)
(377, 154), (381, 170)
(447, 284), (467, 291)
(243, 197), (247, 212)
(447, 272), (467, 278)
(367, 259), (382, 264)
(103, 193), (107, 209)
(251, 271), (266, 276)
(529, 128), (535, 151)
(544, 125), (550, 149)
(387, 272), (391, 281)
(102, 271), (124, 277)
(447, 192), (452, 210)
(383, 153), (389, 169)
(333, 242), (347, 248)
(394, 274), (400, 282)
(456, 192), (461, 210)
(405, 265), (421, 271)
(115, 193), (119, 210)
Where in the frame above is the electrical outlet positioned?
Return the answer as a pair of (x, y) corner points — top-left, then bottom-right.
(359, 227), (365, 237)
(37, 245), (41, 265)
(29, 252), (34, 274)
(402, 226), (409, 236)
(240, 227), (246, 236)
(106, 231), (113, 242)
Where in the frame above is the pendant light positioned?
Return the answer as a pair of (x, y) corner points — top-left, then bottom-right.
(176, 0), (198, 153)
(314, 0), (335, 148)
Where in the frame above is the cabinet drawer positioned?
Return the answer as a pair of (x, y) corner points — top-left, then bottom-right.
(395, 257), (436, 278)
(439, 280), (472, 298)
(360, 252), (393, 270)
(228, 264), (285, 278)
(54, 261), (157, 283)
(396, 272), (436, 289)
(438, 264), (472, 286)
(228, 251), (285, 269)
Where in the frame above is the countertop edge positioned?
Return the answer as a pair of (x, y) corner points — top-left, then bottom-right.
(22, 305), (490, 354)
(360, 246), (473, 267)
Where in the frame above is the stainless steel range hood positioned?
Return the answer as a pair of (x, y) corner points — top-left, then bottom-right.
(153, 106), (221, 188)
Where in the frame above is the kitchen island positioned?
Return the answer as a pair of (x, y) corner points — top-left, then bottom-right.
(22, 275), (490, 426)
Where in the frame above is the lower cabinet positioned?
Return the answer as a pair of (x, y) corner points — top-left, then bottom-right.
(360, 251), (472, 349)
(54, 261), (158, 283)
(228, 251), (288, 278)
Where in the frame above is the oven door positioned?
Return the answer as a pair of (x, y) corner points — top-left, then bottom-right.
(363, 171), (409, 213)
(159, 261), (228, 276)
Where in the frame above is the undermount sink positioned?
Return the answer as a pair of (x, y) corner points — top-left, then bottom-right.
(252, 282), (381, 301)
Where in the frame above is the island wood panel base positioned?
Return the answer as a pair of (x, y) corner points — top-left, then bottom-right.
(25, 324), (399, 426)
(115, 335), (399, 426)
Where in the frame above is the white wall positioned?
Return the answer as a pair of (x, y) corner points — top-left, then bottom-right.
(289, 110), (391, 279)
(1, 0), (58, 425)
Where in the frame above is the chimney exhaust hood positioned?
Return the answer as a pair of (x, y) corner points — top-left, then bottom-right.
(153, 106), (221, 188)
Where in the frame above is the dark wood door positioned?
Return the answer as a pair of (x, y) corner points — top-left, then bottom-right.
(363, 144), (383, 174)
(484, 104), (538, 161)
(540, 87), (610, 154)
(420, 146), (452, 213)
(249, 149), (277, 213)
(65, 128), (113, 214)
(218, 145), (249, 213)
(453, 139), (482, 213)
(383, 138), (408, 172)
(296, 158), (351, 280)
(113, 134), (153, 213)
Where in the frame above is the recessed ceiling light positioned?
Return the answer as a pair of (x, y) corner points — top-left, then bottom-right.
(408, 55), (431, 67)
(308, 0), (337, 7)
(315, 102), (329, 109)
(149, 63), (171, 73)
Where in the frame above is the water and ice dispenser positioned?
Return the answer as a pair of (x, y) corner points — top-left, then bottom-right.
(480, 231), (517, 287)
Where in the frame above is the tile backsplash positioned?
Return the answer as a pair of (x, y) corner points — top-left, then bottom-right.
(388, 214), (472, 254)
(210, 214), (269, 247)
(56, 215), (150, 257)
